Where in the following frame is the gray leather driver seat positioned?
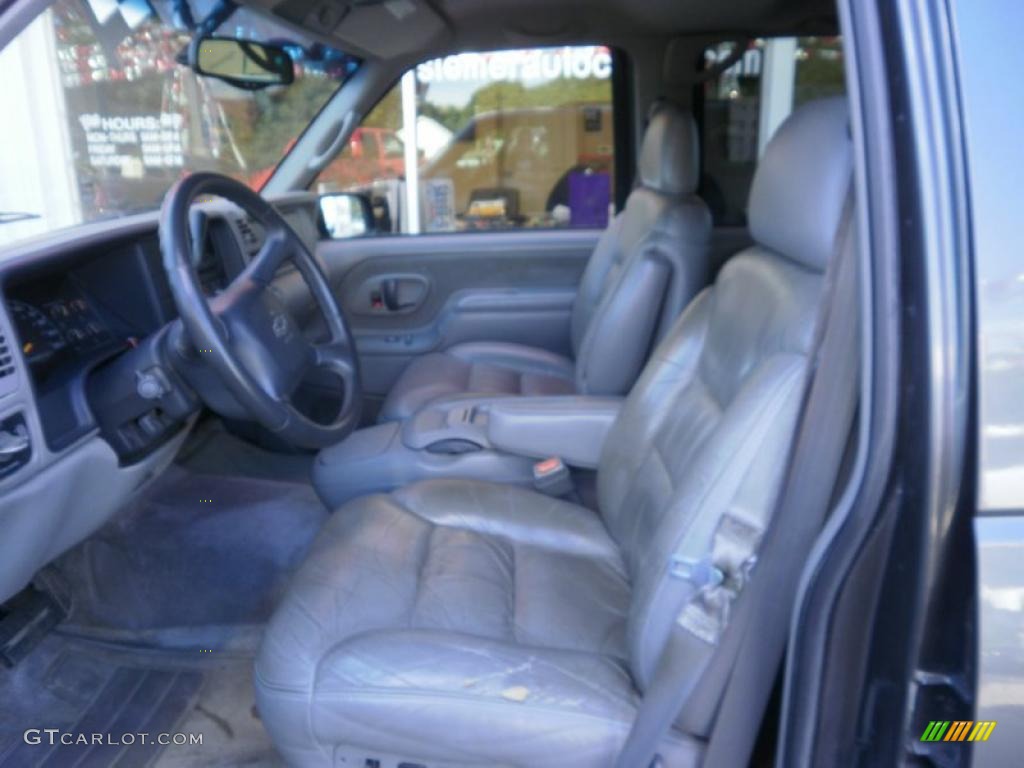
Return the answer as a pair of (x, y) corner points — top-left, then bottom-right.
(255, 97), (853, 767)
(378, 103), (711, 422)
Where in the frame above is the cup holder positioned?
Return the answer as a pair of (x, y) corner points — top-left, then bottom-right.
(425, 438), (484, 455)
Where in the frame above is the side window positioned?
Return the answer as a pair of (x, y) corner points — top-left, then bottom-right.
(315, 46), (617, 234)
(699, 37), (845, 226)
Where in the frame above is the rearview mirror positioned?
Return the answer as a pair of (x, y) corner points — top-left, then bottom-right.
(192, 37), (294, 90)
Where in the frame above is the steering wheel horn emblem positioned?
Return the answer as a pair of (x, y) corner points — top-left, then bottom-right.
(271, 312), (290, 339)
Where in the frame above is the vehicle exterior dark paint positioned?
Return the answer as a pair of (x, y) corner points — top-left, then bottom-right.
(780, 1), (1023, 766)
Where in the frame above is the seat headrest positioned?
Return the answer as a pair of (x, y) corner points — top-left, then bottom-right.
(638, 102), (699, 196)
(748, 96), (853, 272)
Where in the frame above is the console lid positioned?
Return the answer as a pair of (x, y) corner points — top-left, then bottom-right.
(486, 396), (623, 469)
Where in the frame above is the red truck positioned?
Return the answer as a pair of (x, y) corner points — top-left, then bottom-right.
(250, 126), (406, 190)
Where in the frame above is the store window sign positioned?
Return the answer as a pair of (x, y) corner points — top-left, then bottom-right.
(423, 178), (456, 233)
(416, 47), (612, 84)
(78, 112), (185, 172)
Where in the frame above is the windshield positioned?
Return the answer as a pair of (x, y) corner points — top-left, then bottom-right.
(0, 0), (357, 249)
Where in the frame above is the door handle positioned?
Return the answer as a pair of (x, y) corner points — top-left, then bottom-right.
(381, 278), (417, 312)
(361, 274), (428, 315)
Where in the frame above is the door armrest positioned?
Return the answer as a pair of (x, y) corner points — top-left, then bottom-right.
(485, 396), (623, 469)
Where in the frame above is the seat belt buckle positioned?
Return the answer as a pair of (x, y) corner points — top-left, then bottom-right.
(669, 555), (724, 590)
(533, 457), (574, 497)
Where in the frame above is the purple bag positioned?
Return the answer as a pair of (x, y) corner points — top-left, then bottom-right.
(568, 171), (610, 228)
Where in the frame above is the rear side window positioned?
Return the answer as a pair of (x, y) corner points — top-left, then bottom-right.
(699, 37), (845, 226)
(314, 46), (618, 234)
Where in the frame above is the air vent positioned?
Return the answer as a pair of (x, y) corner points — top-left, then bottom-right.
(196, 253), (228, 294)
(235, 216), (263, 256)
(0, 331), (13, 380)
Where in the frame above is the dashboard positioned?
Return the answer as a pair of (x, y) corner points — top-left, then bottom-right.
(5, 236), (176, 450)
(0, 195), (323, 457)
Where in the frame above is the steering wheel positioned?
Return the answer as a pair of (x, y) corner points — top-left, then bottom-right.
(159, 172), (361, 449)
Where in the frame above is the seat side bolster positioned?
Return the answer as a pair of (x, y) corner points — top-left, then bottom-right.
(392, 477), (621, 560)
(575, 251), (671, 395)
(379, 352), (473, 421)
(379, 343), (577, 423)
(445, 341), (575, 378)
(575, 200), (710, 396)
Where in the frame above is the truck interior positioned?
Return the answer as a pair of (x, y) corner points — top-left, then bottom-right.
(0, 0), (917, 765)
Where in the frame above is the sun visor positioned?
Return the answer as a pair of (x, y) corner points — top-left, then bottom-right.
(267, 0), (448, 59)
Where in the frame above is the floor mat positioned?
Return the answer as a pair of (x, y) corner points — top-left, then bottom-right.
(53, 464), (328, 648)
(0, 636), (280, 767)
(0, 637), (201, 767)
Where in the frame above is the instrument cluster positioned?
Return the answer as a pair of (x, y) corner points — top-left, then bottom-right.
(7, 285), (116, 382)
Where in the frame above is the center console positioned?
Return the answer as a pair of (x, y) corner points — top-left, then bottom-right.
(312, 395), (623, 508)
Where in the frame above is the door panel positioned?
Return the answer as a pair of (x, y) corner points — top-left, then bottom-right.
(318, 229), (599, 402)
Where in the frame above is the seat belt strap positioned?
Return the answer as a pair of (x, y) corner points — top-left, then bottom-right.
(614, 197), (859, 768)
(700, 219), (860, 768)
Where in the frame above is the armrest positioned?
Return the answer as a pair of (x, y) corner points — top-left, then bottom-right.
(486, 396), (623, 469)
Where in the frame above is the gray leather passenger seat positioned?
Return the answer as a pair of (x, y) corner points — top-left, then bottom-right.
(378, 103), (711, 421)
(255, 97), (854, 767)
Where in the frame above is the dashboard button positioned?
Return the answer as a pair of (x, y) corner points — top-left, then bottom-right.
(136, 368), (169, 400)
(138, 412), (164, 438)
